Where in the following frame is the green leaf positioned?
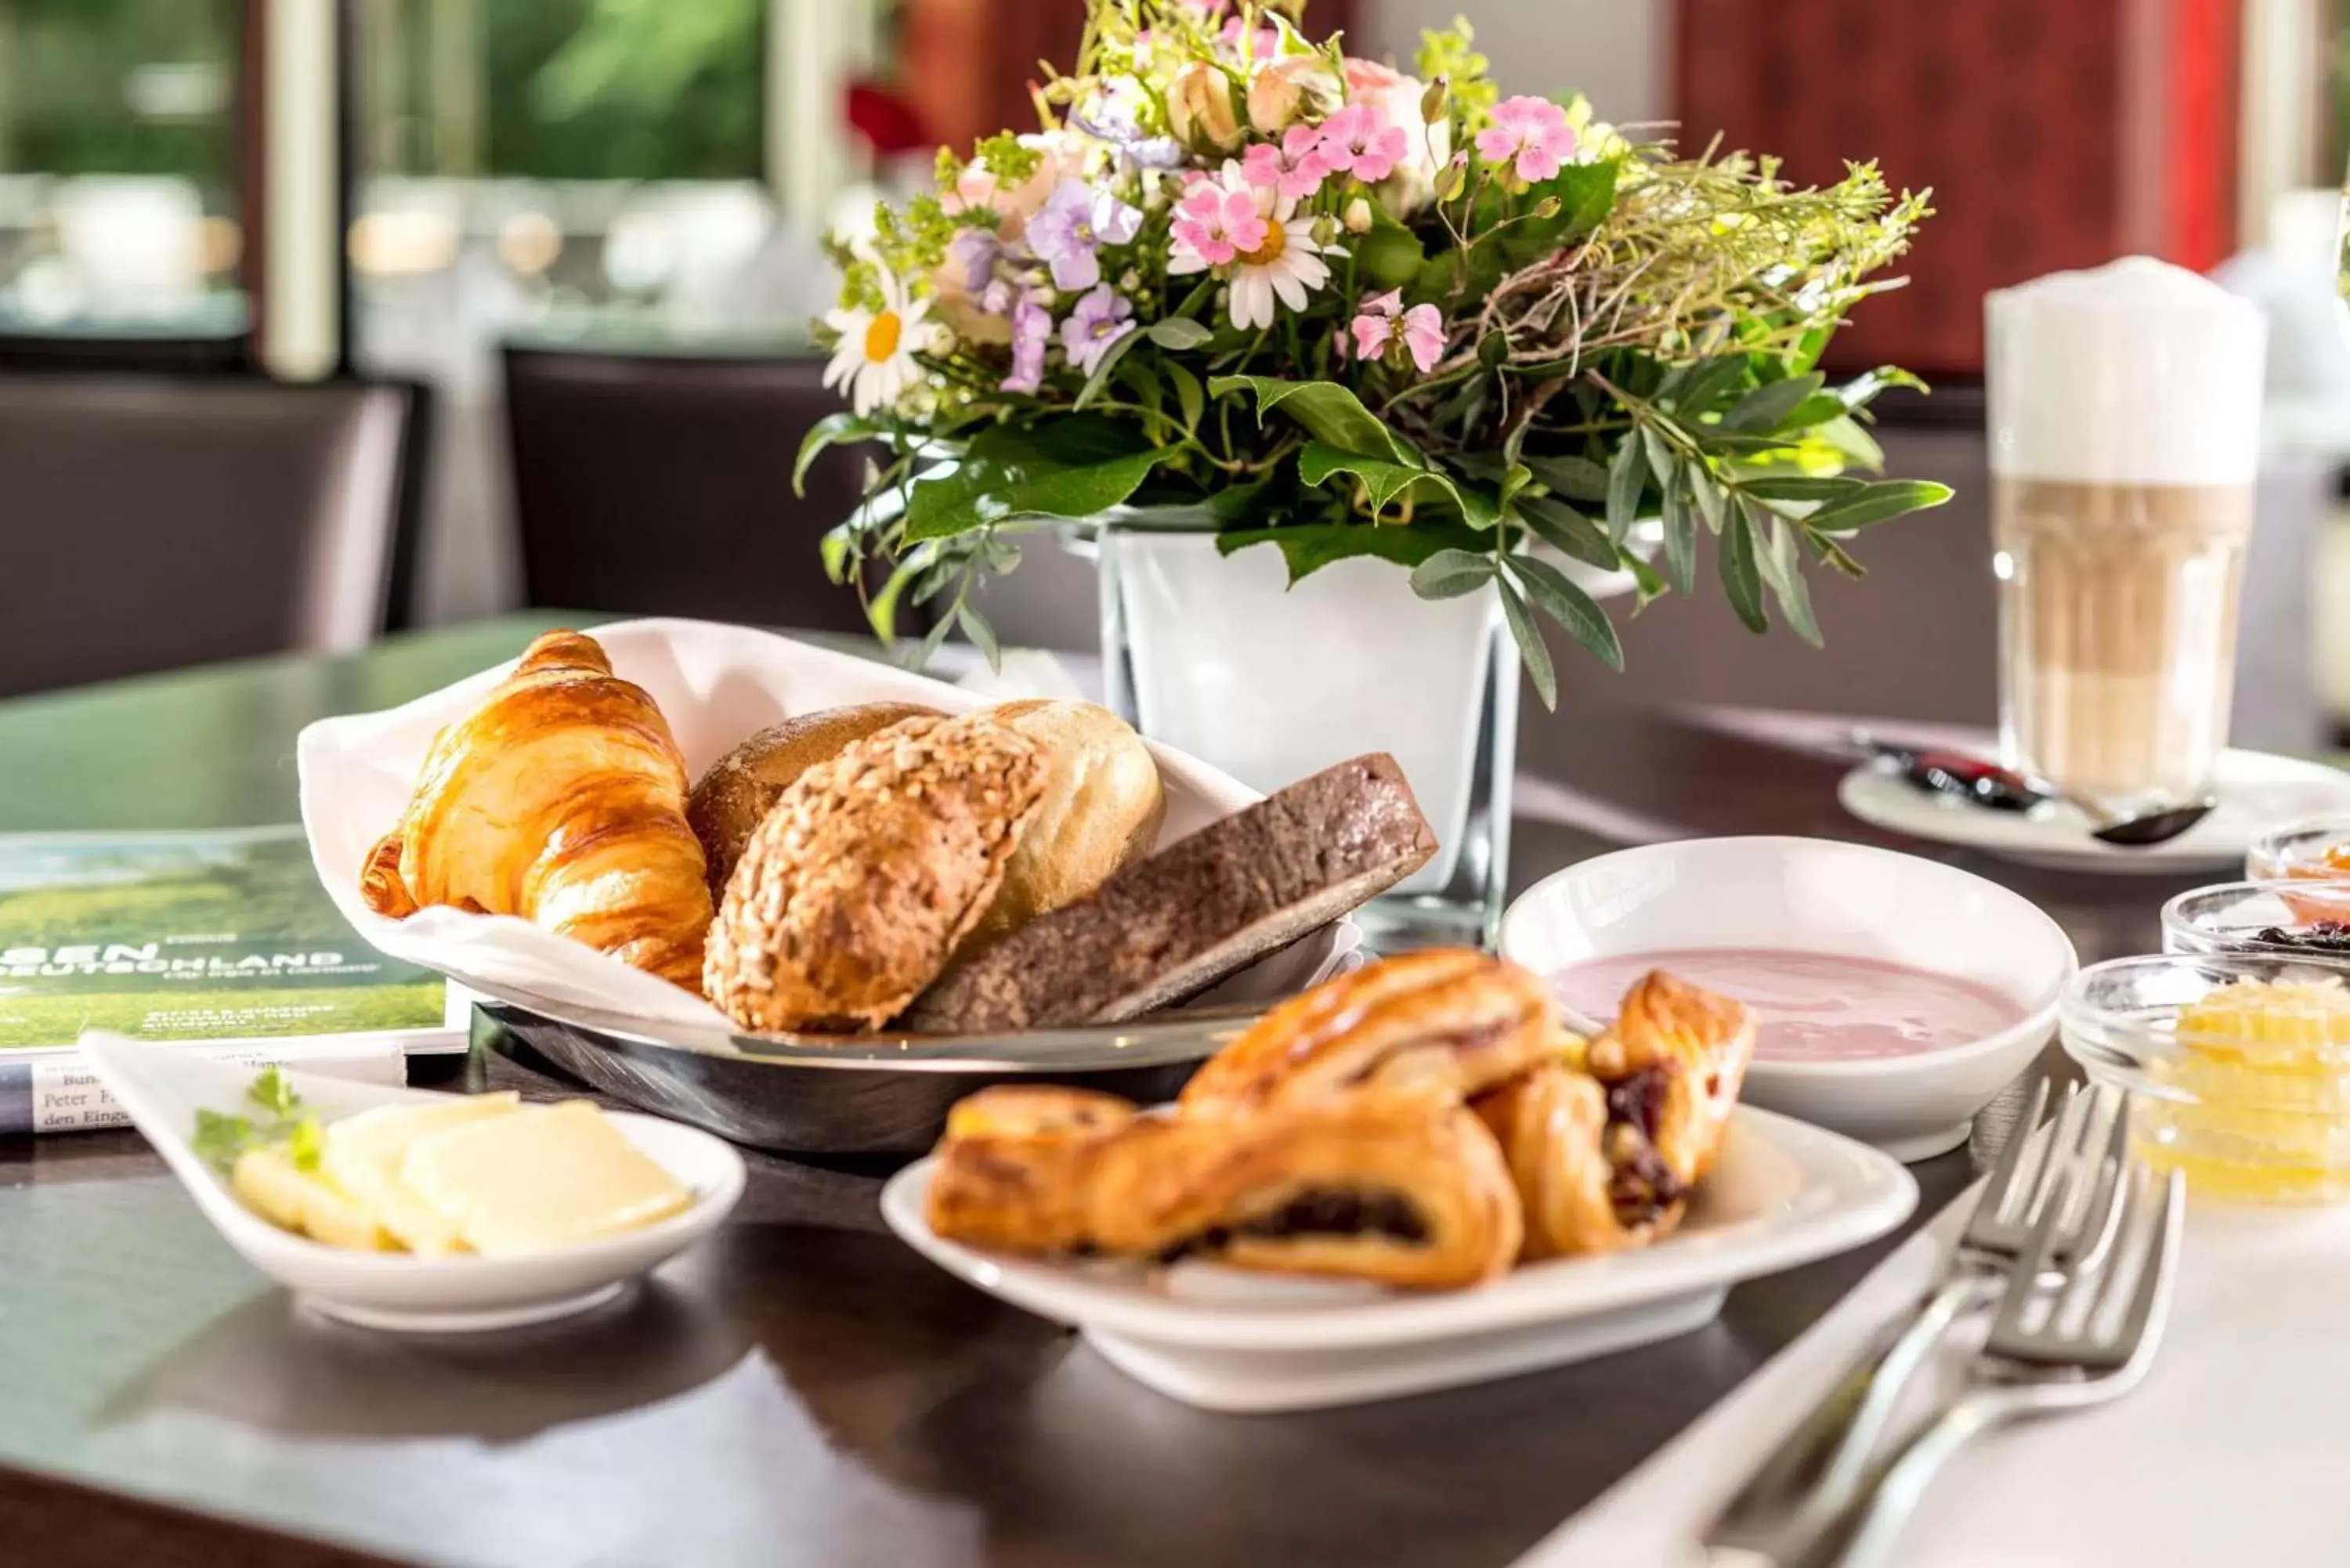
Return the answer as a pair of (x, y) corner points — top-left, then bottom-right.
(1300, 442), (1428, 515)
(1661, 484), (1697, 594)
(1409, 547), (1497, 599)
(1604, 434), (1646, 544)
(1662, 357), (1749, 420)
(1753, 508), (1823, 646)
(192, 1109), (255, 1173)
(1721, 505), (1768, 632)
(1724, 373), (1828, 432)
(1209, 375), (1419, 465)
(1835, 364), (1929, 411)
(1639, 425), (1677, 493)
(248, 1066), (300, 1118)
(958, 603), (1002, 666)
(1146, 316), (1214, 349)
(1516, 494), (1616, 571)
(1737, 475), (1864, 502)
(1802, 479), (1954, 533)
(1507, 552), (1623, 671)
(1497, 158), (1619, 266)
(1524, 453), (1611, 504)
(1165, 359), (1206, 434)
(286, 1116), (327, 1172)
(902, 417), (1173, 542)
(866, 555), (917, 641)
(794, 413), (884, 497)
(1624, 551), (1668, 609)
(1496, 462), (1535, 515)
(1500, 586), (1559, 710)
(1813, 414), (1884, 470)
(1687, 462), (1726, 534)
(1073, 327), (1147, 411)
(1218, 518), (1486, 582)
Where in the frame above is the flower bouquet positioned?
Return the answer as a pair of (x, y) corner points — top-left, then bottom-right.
(804, 0), (1948, 709)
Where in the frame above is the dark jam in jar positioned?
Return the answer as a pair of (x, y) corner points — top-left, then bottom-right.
(2246, 921), (2350, 956)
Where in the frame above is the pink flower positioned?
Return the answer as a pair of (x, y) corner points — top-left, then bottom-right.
(1347, 290), (1445, 373)
(1475, 95), (1578, 184)
(1314, 103), (1409, 185)
(1241, 125), (1329, 202)
(1168, 168), (1267, 271)
(1218, 14), (1281, 61)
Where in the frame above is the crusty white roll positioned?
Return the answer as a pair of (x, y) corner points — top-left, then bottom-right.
(963, 699), (1165, 949)
(687, 701), (939, 900)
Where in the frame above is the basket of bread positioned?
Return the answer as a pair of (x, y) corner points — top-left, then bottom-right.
(298, 620), (1438, 1152)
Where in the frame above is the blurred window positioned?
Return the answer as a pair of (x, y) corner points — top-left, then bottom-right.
(0, 0), (246, 336)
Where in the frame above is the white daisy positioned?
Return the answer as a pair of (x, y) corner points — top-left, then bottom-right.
(822, 269), (933, 417)
(1225, 168), (1336, 332)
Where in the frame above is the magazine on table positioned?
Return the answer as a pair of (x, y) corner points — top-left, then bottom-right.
(0, 826), (465, 1136)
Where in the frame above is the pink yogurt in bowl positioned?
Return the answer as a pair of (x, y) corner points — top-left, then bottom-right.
(1500, 837), (2076, 1162)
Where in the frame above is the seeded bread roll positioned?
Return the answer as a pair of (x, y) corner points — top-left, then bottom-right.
(900, 753), (1436, 1033)
(964, 699), (1165, 950)
(703, 714), (1045, 1034)
(688, 702), (940, 900)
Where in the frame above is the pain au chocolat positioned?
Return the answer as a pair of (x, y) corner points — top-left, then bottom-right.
(925, 1082), (1522, 1290)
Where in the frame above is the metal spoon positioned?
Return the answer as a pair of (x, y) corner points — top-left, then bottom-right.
(1849, 730), (2217, 847)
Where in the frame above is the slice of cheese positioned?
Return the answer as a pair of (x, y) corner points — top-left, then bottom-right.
(399, 1100), (693, 1257)
(321, 1093), (522, 1255)
(232, 1147), (395, 1252)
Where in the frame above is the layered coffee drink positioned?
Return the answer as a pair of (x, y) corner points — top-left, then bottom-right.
(1987, 258), (2267, 810)
(1995, 478), (2254, 803)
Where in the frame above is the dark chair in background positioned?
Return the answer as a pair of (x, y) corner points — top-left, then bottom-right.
(0, 373), (428, 698)
(0, 331), (251, 374)
(500, 344), (890, 635)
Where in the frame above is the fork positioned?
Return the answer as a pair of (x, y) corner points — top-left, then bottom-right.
(1818, 1152), (2185, 1567)
(1702, 1081), (2128, 1557)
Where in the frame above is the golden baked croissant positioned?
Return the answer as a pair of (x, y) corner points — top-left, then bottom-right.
(927, 1082), (1522, 1290)
(1473, 970), (1755, 1260)
(1178, 948), (1556, 1117)
(360, 629), (714, 988)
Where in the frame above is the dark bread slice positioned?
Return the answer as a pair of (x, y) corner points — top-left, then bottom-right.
(898, 753), (1436, 1033)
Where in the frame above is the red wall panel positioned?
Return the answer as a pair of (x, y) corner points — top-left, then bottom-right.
(1675, 0), (2239, 379)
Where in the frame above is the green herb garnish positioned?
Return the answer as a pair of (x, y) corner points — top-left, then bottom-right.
(192, 1068), (324, 1174)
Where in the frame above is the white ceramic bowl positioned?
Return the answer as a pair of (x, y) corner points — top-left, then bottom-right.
(1499, 836), (2077, 1162)
(82, 1033), (747, 1332)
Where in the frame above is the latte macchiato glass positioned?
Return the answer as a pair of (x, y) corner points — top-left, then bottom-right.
(1986, 258), (2267, 810)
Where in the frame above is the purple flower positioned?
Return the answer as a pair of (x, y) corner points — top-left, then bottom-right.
(1068, 103), (1187, 175)
(947, 228), (1002, 294)
(1002, 289), (1050, 393)
(1025, 179), (1143, 293)
(1060, 286), (1136, 375)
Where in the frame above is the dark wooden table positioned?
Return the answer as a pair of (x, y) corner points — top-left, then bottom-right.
(0, 616), (2209, 1568)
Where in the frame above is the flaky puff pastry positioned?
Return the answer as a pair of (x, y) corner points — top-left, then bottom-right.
(1473, 970), (1755, 1260)
(1178, 948), (1557, 1117)
(360, 630), (713, 988)
(927, 1084), (1522, 1290)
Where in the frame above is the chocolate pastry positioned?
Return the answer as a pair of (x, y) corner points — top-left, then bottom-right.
(926, 1083), (1522, 1290)
(1180, 948), (1557, 1117)
(1473, 970), (1755, 1260)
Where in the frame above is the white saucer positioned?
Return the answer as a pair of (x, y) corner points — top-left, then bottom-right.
(82, 1032), (746, 1334)
(881, 1104), (1914, 1412)
(1838, 749), (2350, 874)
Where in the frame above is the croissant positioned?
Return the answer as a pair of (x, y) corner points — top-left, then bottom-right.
(1178, 948), (1557, 1118)
(360, 629), (714, 988)
(1473, 970), (1755, 1260)
(927, 1082), (1522, 1290)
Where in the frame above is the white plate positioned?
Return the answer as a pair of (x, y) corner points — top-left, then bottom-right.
(1838, 748), (2350, 874)
(1499, 836), (2076, 1162)
(81, 1032), (746, 1333)
(879, 1104), (1914, 1412)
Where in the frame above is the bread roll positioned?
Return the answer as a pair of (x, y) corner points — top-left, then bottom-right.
(703, 714), (1046, 1034)
(688, 702), (938, 899)
(964, 699), (1164, 948)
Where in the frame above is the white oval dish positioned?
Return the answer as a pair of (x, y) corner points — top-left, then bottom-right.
(1838, 748), (2350, 875)
(881, 1103), (1914, 1413)
(1499, 836), (2077, 1162)
(81, 1032), (746, 1333)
